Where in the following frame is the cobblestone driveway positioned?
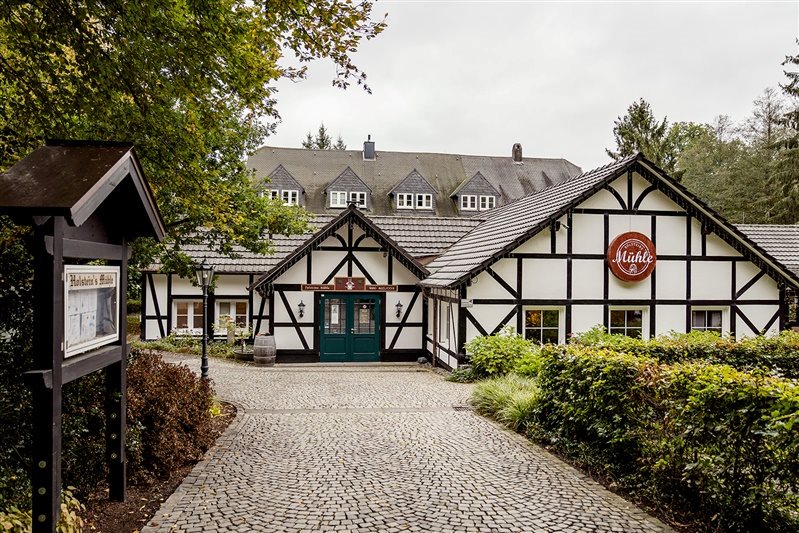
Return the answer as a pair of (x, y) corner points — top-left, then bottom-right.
(143, 357), (670, 532)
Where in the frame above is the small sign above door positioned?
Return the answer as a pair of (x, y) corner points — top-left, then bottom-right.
(301, 277), (397, 292)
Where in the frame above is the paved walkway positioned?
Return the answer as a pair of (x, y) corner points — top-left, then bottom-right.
(143, 356), (670, 532)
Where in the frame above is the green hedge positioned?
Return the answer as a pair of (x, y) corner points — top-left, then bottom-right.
(572, 327), (799, 378)
(475, 343), (799, 531)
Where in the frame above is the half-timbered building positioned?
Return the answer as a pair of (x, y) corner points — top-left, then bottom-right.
(420, 153), (799, 368)
(140, 145), (799, 368)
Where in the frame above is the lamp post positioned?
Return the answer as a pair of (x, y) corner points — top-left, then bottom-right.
(195, 258), (215, 379)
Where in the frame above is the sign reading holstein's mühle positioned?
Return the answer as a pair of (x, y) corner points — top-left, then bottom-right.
(65, 266), (120, 357)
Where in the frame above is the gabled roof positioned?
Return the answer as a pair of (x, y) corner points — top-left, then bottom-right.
(249, 205), (431, 292)
(421, 153), (799, 290)
(325, 166), (372, 193)
(388, 169), (436, 195)
(247, 146), (581, 216)
(0, 140), (165, 240)
(265, 164), (304, 193)
(737, 224), (799, 277)
(449, 171), (500, 198)
(143, 215), (481, 274)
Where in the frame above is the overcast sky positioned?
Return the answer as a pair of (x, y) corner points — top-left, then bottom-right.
(264, 0), (798, 171)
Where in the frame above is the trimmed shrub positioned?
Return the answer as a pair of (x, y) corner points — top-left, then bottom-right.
(643, 363), (799, 531)
(512, 346), (545, 378)
(571, 326), (799, 378)
(533, 345), (656, 480)
(133, 333), (235, 358)
(465, 326), (533, 377)
(126, 349), (215, 484)
(473, 342), (799, 531)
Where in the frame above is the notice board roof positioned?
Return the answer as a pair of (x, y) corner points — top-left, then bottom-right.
(0, 140), (165, 240)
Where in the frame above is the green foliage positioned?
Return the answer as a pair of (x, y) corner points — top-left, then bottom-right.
(769, 42), (799, 223)
(445, 365), (479, 383)
(534, 346), (655, 479)
(0, 0), (386, 275)
(126, 350), (215, 485)
(605, 98), (704, 176)
(0, 487), (85, 532)
(302, 123), (347, 150)
(473, 342), (799, 531)
(472, 374), (540, 432)
(571, 326), (799, 378)
(133, 333), (235, 359)
(512, 345), (545, 378)
(464, 326), (533, 377)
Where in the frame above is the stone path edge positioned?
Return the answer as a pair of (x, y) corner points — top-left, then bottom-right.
(142, 399), (247, 532)
(469, 412), (671, 531)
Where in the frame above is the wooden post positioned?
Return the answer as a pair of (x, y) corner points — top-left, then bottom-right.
(106, 238), (127, 500)
(31, 217), (64, 532)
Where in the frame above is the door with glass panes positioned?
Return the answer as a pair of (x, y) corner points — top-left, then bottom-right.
(319, 294), (380, 362)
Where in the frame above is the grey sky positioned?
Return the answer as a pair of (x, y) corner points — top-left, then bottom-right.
(265, 1), (798, 171)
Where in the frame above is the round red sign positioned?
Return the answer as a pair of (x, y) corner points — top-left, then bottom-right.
(607, 232), (656, 282)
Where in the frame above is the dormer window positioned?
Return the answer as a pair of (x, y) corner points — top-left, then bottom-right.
(460, 195), (477, 211)
(479, 195), (496, 210)
(261, 189), (280, 200)
(350, 191), (367, 208)
(281, 190), (299, 206)
(397, 193), (414, 209)
(416, 194), (433, 209)
(330, 191), (348, 208)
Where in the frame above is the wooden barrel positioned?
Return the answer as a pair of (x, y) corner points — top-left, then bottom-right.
(253, 335), (276, 366)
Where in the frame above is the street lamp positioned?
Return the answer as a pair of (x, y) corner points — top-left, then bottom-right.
(195, 258), (215, 379)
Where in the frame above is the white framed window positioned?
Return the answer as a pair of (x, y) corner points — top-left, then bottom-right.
(609, 308), (645, 339)
(350, 191), (367, 208)
(330, 190), (348, 208)
(460, 195), (477, 211)
(416, 193), (433, 209)
(396, 193), (414, 209)
(174, 300), (203, 334)
(281, 189), (299, 205)
(218, 300), (249, 332)
(479, 195), (496, 210)
(439, 302), (451, 344)
(260, 189), (279, 200)
(691, 308), (725, 334)
(524, 308), (563, 344)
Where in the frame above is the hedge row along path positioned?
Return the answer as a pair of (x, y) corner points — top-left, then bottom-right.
(142, 356), (670, 532)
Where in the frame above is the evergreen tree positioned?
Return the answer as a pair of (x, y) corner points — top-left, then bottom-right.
(302, 123), (346, 150)
(606, 99), (702, 176)
(769, 42), (799, 223)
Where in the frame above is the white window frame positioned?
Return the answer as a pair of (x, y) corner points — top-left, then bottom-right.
(173, 299), (204, 335)
(217, 300), (249, 333)
(350, 191), (367, 208)
(396, 193), (414, 209)
(608, 307), (648, 339)
(281, 189), (299, 206)
(690, 307), (727, 335)
(479, 195), (496, 210)
(523, 307), (564, 344)
(330, 190), (348, 208)
(416, 193), (433, 209)
(439, 302), (451, 346)
(261, 189), (279, 200)
(460, 195), (477, 211)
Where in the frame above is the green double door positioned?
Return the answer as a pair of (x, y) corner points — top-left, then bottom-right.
(319, 294), (380, 362)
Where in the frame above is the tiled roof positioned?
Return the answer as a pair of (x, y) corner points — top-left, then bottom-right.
(144, 214), (482, 274)
(247, 146), (581, 217)
(421, 155), (640, 288)
(737, 224), (799, 276)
